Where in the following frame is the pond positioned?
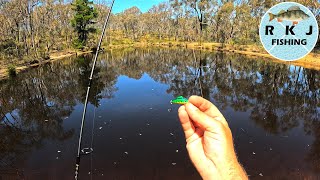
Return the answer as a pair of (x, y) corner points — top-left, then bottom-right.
(0, 48), (319, 179)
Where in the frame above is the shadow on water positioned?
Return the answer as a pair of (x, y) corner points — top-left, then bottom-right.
(0, 48), (319, 179)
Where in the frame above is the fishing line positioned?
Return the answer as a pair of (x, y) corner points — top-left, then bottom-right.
(192, 49), (204, 97)
(74, 0), (115, 179)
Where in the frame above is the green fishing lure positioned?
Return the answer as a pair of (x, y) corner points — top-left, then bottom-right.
(170, 96), (188, 105)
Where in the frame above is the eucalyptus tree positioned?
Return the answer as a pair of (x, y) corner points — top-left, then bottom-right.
(0, 0), (75, 60)
(169, 0), (184, 41)
(0, 0), (26, 57)
(171, 0), (216, 42)
(213, 1), (234, 43)
(122, 6), (141, 39)
(148, 2), (172, 40)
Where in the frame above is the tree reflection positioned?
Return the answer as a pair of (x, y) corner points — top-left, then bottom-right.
(0, 55), (118, 168)
(101, 48), (318, 134)
(102, 48), (319, 132)
(0, 47), (319, 173)
(76, 55), (118, 106)
(101, 48), (319, 172)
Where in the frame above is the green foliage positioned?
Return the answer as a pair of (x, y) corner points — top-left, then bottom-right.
(76, 56), (87, 66)
(71, 0), (98, 49)
(73, 39), (85, 50)
(7, 64), (17, 77)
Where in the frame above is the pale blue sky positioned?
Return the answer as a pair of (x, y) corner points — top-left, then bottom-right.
(111, 0), (167, 13)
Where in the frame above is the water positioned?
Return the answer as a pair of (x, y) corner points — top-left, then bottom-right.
(0, 48), (319, 179)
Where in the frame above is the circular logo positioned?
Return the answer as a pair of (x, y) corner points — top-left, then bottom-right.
(259, 2), (319, 61)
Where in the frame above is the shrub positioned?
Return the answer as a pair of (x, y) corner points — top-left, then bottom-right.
(7, 64), (17, 77)
(73, 39), (85, 50)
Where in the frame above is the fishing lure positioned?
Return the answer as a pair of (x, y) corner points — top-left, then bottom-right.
(170, 96), (188, 105)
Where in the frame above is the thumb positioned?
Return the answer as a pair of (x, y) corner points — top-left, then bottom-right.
(185, 103), (224, 132)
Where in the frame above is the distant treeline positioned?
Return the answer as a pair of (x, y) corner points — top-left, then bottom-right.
(0, 0), (319, 63)
(110, 0), (320, 45)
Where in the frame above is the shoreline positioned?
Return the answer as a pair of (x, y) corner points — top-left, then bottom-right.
(0, 50), (92, 80)
(0, 42), (319, 80)
(137, 42), (320, 71)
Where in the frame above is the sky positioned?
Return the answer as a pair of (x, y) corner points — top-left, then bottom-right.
(111, 0), (167, 13)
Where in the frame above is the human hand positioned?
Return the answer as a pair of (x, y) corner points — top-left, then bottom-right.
(178, 96), (247, 180)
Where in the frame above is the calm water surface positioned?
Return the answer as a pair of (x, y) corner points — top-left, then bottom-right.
(0, 48), (319, 179)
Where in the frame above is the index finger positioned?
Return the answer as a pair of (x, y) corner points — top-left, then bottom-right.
(188, 95), (229, 127)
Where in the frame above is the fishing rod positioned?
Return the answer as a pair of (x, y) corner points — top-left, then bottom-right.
(74, 0), (115, 179)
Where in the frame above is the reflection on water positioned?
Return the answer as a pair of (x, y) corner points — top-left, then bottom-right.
(0, 48), (319, 179)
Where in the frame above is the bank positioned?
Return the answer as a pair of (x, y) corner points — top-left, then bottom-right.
(138, 42), (320, 71)
(0, 50), (92, 80)
(0, 42), (319, 80)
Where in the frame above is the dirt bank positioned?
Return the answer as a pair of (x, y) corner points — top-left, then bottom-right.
(0, 50), (92, 80)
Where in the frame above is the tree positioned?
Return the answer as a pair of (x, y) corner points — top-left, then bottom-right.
(148, 3), (172, 41)
(171, 0), (215, 39)
(71, 0), (98, 49)
(122, 6), (141, 39)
